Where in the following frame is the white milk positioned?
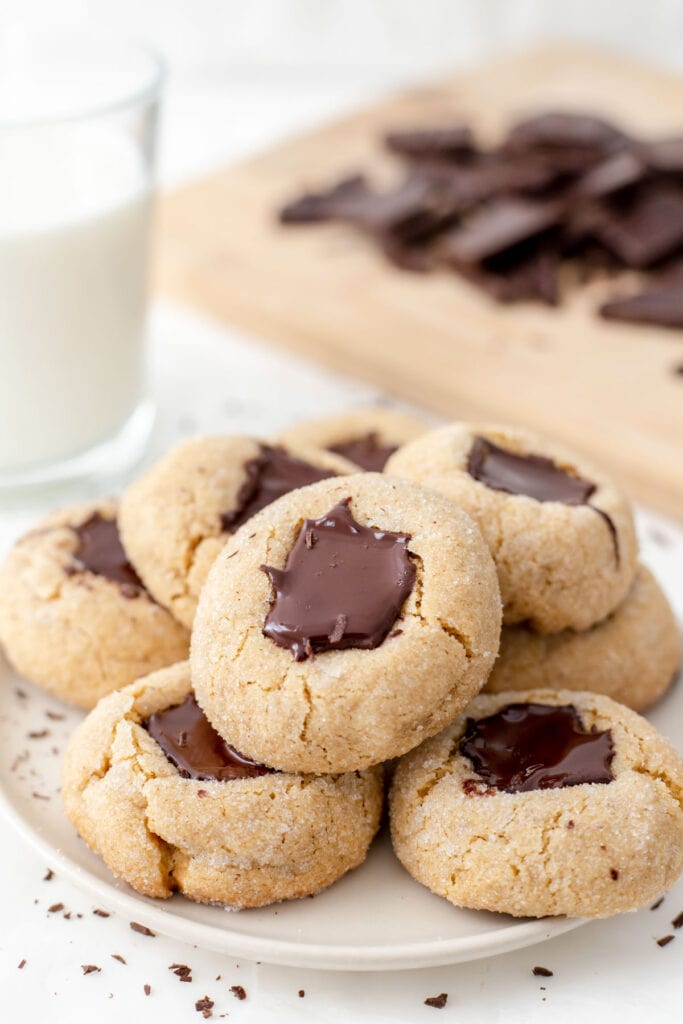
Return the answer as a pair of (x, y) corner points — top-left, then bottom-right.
(0, 126), (151, 472)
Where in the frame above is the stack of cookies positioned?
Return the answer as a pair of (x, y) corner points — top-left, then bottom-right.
(0, 408), (681, 919)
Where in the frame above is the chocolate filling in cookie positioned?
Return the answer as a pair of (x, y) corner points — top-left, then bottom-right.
(261, 498), (416, 661)
(221, 445), (335, 532)
(459, 702), (615, 794)
(144, 693), (273, 781)
(467, 436), (619, 563)
(328, 432), (398, 472)
(70, 513), (144, 597)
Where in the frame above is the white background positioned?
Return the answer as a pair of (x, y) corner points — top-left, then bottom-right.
(2, 2), (683, 1021)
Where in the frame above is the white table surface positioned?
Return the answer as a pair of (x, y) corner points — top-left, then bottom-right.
(3, 11), (683, 1016)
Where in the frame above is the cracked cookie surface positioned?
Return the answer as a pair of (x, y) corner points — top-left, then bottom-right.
(486, 565), (680, 710)
(191, 473), (501, 774)
(390, 689), (683, 918)
(61, 662), (383, 908)
(278, 407), (429, 471)
(0, 501), (189, 708)
(119, 436), (354, 629)
(386, 423), (638, 632)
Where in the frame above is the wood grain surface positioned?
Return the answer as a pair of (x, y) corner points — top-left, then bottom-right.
(156, 46), (683, 518)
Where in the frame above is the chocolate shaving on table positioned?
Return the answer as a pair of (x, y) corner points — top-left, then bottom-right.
(279, 109), (683, 327)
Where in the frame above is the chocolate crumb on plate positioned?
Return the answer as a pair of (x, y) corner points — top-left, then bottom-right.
(169, 963), (193, 982)
(144, 984), (151, 996)
(43, 869), (54, 881)
(81, 964), (101, 975)
(532, 966), (554, 977)
(196, 996), (214, 1018)
(130, 921), (155, 937)
(424, 993), (448, 1009)
(298, 989), (305, 998)
(18, 959), (26, 969)
(230, 985), (247, 1001)
(671, 911), (683, 929)
(93, 908), (110, 917)
(657, 935), (675, 947)
(651, 897), (665, 911)
(47, 903), (64, 913)
(111, 954), (126, 965)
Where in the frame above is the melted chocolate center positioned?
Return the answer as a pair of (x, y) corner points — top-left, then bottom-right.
(144, 693), (273, 782)
(467, 436), (619, 563)
(261, 498), (415, 661)
(71, 513), (143, 595)
(467, 436), (594, 504)
(459, 702), (614, 794)
(328, 432), (398, 472)
(221, 445), (335, 532)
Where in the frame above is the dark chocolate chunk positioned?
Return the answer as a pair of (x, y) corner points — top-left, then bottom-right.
(467, 436), (594, 504)
(459, 703), (614, 793)
(650, 897), (665, 911)
(460, 243), (559, 305)
(93, 908), (110, 918)
(71, 513), (143, 594)
(298, 989), (305, 998)
(43, 869), (54, 881)
(279, 175), (368, 223)
(532, 966), (554, 977)
(441, 197), (563, 265)
(576, 150), (646, 199)
(261, 498), (415, 661)
(600, 282), (683, 328)
(672, 911), (683, 929)
(657, 935), (675, 947)
(424, 993), (448, 1009)
(145, 693), (273, 782)
(595, 184), (683, 267)
(503, 111), (625, 155)
(639, 136), (683, 174)
(221, 445), (335, 533)
(328, 432), (398, 472)
(384, 124), (475, 160)
(230, 985), (247, 1001)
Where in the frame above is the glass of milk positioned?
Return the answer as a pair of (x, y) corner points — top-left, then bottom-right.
(0, 29), (164, 489)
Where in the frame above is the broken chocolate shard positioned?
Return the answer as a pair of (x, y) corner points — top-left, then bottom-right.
(261, 499), (415, 661)
(441, 197), (563, 265)
(595, 184), (683, 267)
(460, 703), (614, 794)
(384, 124), (475, 160)
(600, 282), (683, 328)
(145, 693), (273, 782)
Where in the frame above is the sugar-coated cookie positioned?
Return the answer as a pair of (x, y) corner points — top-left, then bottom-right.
(390, 689), (683, 918)
(279, 407), (429, 471)
(191, 473), (501, 774)
(486, 565), (680, 710)
(0, 502), (189, 708)
(386, 423), (637, 632)
(119, 436), (354, 628)
(62, 662), (383, 909)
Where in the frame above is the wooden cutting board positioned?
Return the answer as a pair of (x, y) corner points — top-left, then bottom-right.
(156, 45), (683, 519)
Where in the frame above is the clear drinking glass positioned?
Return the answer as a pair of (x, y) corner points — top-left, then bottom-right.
(0, 29), (164, 490)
